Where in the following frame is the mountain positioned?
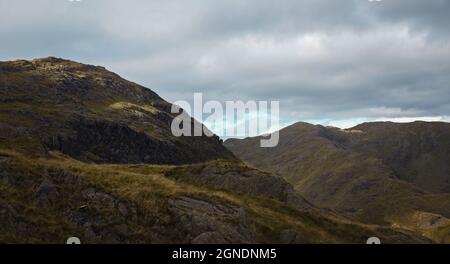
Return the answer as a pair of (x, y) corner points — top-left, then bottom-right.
(225, 122), (450, 242)
(0, 57), (234, 164)
(0, 58), (433, 243)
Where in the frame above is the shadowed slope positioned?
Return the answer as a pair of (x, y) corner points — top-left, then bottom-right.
(225, 121), (450, 241)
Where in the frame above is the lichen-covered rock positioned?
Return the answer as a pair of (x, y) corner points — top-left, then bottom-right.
(82, 188), (116, 209)
(166, 162), (314, 211)
(168, 196), (254, 244)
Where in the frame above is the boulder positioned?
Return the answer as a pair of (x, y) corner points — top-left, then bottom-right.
(168, 196), (254, 244)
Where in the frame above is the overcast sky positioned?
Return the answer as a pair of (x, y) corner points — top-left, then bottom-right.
(1, 0), (449, 133)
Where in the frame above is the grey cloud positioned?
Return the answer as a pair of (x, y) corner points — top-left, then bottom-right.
(0, 0), (449, 130)
(369, 0), (450, 36)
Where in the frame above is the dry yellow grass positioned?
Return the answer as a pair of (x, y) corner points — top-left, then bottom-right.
(0, 149), (435, 244)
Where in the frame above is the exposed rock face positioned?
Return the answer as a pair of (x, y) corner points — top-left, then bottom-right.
(82, 188), (116, 209)
(170, 163), (291, 200)
(168, 197), (254, 244)
(166, 162), (314, 211)
(45, 119), (231, 165)
(63, 187), (140, 243)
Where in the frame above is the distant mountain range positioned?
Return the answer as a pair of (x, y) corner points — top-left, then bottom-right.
(0, 57), (444, 243)
(225, 121), (450, 242)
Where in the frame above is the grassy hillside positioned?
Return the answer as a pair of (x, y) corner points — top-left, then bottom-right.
(0, 150), (430, 244)
(225, 122), (450, 242)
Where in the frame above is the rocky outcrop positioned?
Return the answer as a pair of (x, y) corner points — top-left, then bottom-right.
(168, 196), (254, 244)
(166, 162), (314, 211)
(45, 119), (229, 165)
